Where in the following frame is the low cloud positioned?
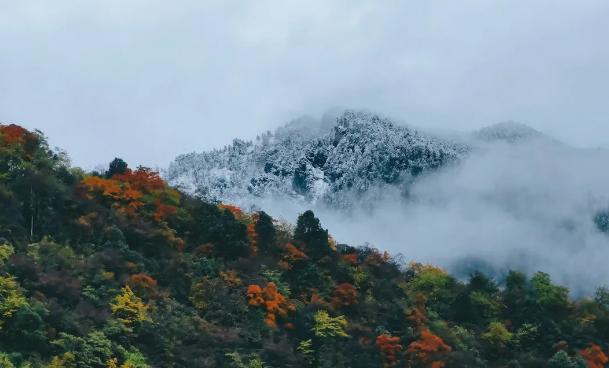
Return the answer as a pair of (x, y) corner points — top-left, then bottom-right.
(252, 138), (609, 294)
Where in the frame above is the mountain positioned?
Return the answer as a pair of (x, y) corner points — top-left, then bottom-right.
(166, 111), (469, 206)
(475, 121), (544, 143)
(1, 123), (608, 367)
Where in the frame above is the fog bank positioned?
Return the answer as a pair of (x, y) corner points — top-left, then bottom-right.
(248, 138), (609, 294)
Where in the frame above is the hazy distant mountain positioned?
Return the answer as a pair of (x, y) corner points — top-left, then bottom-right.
(475, 121), (544, 143)
(165, 111), (471, 206)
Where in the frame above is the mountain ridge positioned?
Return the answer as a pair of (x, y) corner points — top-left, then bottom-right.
(166, 110), (474, 206)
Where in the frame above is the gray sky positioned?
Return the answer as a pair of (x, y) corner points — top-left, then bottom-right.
(1, 0), (608, 169)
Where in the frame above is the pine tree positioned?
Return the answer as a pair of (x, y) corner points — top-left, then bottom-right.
(294, 210), (331, 260)
(255, 211), (276, 255)
(107, 158), (129, 178)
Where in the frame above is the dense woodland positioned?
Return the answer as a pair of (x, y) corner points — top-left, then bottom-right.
(1, 123), (609, 367)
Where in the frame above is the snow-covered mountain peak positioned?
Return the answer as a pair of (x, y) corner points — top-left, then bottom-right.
(165, 110), (468, 206)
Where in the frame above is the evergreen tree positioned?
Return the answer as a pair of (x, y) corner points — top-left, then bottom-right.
(106, 158), (128, 178)
(255, 211), (276, 255)
(502, 270), (534, 326)
(548, 350), (587, 368)
(294, 210), (331, 260)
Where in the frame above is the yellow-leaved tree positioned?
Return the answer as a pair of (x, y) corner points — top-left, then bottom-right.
(0, 275), (28, 328)
(45, 353), (75, 368)
(110, 286), (150, 327)
(312, 310), (350, 338)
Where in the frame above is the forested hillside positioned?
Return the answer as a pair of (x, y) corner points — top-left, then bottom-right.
(2, 123), (609, 367)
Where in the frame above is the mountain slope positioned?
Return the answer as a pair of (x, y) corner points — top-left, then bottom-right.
(2, 123), (609, 367)
(166, 111), (469, 206)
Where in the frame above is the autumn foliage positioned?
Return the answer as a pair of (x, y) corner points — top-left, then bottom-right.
(81, 176), (123, 200)
(110, 285), (150, 327)
(376, 334), (403, 366)
(80, 167), (179, 220)
(219, 203), (244, 219)
(220, 270), (242, 286)
(365, 248), (391, 267)
(331, 283), (358, 309)
(128, 273), (158, 289)
(126, 273), (159, 300)
(247, 284), (264, 305)
(407, 329), (451, 368)
(579, 344), (609, 368)
(407, 294), (429, 329)
(246, 282), (295, 328)
(5, 124), (609, 367)
(342, 253), (358, 265)
(153, 199), (178, 221)
(285, 243), (307, 260)
(79, 167), (185, 252)
(112, 167), (166, 192)
(309, 291), (326, 306)
(247, 222), (258, 255)
(0, 124), (35, 146)
(277, 242), (307, 270)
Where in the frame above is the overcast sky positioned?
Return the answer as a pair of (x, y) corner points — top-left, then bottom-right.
(1, 0), (608, 169)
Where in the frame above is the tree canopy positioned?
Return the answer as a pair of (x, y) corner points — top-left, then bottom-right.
(1, 124), (609, 367)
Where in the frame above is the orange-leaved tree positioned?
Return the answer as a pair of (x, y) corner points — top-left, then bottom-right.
(246, 282), (295, 328)
(112, 167), (165, 192)
(407, 329), (451, 368)
(342, 253), (358, 266)
(127, 273), (158, 298)
(219, 203), (244, 219)
(403, 290), (451, 367)
(376, 333), (403, 366)
(579, 344), (609, 368)
(247, 222), (258, 256)
(0, 124), (36, 147)
(331, 283), (358, 309)
(407, 293), (429, 329)
(278, 243), (308, 270)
